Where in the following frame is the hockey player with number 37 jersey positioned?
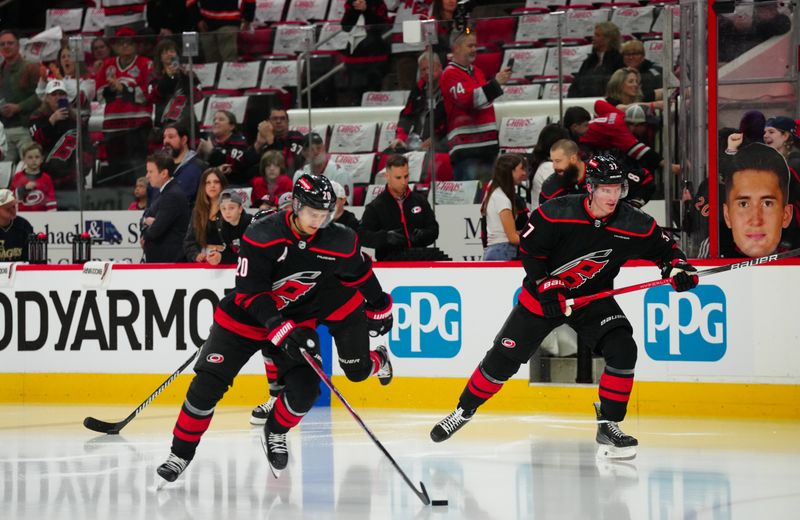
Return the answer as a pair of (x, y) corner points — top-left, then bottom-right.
(431, 155), (699, 460)
(157, 174), (395, 483)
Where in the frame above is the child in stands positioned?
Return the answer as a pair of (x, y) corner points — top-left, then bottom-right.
(11, 142), (56, 212)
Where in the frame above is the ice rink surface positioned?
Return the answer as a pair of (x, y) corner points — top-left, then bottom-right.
(2, 404), (799, 519)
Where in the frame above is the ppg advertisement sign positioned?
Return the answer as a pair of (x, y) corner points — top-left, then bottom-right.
(389, 286), (461, 358)
(644, 285), (727, 361)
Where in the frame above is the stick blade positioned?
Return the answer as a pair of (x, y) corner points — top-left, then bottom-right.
(418, 481), (431, 506)
(83, 416), (122, 435)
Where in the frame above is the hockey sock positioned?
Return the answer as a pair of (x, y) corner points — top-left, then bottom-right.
(598, 367), (634, 422)
(596, 328), (637, 422)
(171, 399), (214, 460)
(458, 348), (520, 411)
(267, 393), (309, 434)
(263, 354), (281, 398)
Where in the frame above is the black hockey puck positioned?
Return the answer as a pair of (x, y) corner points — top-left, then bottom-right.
(431, 499), (449, 506)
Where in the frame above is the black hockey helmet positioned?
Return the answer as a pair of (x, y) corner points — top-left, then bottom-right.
(585, 154), (628, 197)
(292, 174), (336, 226)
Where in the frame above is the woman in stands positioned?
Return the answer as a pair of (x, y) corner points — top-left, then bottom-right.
(89, 37), (113, 77)
(148, 39), (202, 137)
(197, 110), (253, 186)
(604, 67), (643, 110)
(480, 153), (528, 261)
(183, 168), (228, 263)
(37, 46), (96, 104)
(250, 150), (293, 207)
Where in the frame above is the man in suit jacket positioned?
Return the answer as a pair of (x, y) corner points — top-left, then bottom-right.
(142, 151), (190, 263)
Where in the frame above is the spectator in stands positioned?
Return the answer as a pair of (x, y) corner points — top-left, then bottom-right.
(562, 106), (591, 143)
(330, 180), (359, 232)
(605, 67), (644, 110)
(147, 0), (191, 36)
(148, 39), (202, 136)
(0, 30), (38, 163)
(580, 99), (678, 176)
(480, 154), (528, 261)
(529, 123), (570, 209)
(210, 188), (253, 265)
(96, 27), (153, 186)
(189, 0), (254, 63)
(250, 150), (292, 207)
(90, 37), (113, 78)
(294, 132), (353, 204)
(340, 0), (391, 106)
(37, 46), (96, 104)
(141, 152), (190, 263)
(621, 40), (662, 103)
(391, 51), (447, 153)
(358, 154), (439, 260)
(0, 189), (32, 262)
(431, 0), (457, 65)
(197, 110), (252, 187)
(10, 142), (56, 212)
(162, 123), (206, 204)
(246, 107), (305, 177)
(739, 110), (767, 146)
(184, 167), (227, 263)
(130, 176), (148, 210)
(567, 22), (624, 99)
(29, 79), (90, 190)
(440, 28), (511, 181)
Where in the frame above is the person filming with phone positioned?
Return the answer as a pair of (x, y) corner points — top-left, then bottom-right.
(148, 39), (202, 136)
(28, 79), (89, 190)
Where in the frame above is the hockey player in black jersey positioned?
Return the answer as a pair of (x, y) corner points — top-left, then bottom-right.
(540, 140), (654, 209)
(157, 175), (395, 482)
(431, 155), (698, 459)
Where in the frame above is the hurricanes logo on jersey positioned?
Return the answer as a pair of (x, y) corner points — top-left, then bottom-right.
(551, 249), (612, 288)
(270, 271), (321, 309)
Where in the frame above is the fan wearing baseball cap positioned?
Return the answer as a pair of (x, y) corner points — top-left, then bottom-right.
(0, 188), (34, 261)
(95, 26), (153, 185)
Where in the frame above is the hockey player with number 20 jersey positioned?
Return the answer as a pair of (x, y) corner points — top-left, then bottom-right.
(157, 174), (394, 482)
(431, 155), (699, 460)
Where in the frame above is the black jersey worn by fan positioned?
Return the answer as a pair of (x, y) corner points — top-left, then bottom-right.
(215, 209), (384, 336)
(538, 172), (587, 206)
(518, 194), (685, 313)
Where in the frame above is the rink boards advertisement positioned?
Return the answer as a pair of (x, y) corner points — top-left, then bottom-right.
(0, 262), (798, 385)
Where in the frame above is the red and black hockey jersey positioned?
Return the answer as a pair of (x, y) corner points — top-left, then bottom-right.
(96, 55), (152, 132)
(580, 100), (663, 172)
(439, 62), (502, 164)
(215, 210), (386, 340)
(517, 194), (686, 316)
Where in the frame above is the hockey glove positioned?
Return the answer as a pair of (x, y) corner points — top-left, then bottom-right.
(267, 321), (321, 364)
(535, 277), (571, 318)
(365, 293), (393, 337)
(662, 259), (699, 292)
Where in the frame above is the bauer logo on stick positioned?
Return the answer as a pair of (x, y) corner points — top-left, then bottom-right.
(643, 285), (727, 361)
(390, 286), (461, 358)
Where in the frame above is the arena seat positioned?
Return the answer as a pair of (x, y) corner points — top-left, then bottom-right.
(474, 51), (503, 80)
(238, 28), (274, 60)
(475, 17), (517, 52)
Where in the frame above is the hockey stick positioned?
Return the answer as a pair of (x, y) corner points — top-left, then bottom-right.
(566, 247), (800, 308)
(83, 350), (199, 435)
(300, 349), (432, 506)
